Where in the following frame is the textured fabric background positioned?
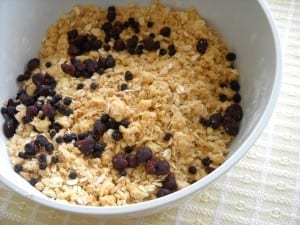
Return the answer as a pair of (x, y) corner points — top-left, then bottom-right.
(0, 0), (299, 224)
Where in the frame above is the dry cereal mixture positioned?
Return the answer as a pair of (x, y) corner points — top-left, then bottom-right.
(2, 1), (243, 206)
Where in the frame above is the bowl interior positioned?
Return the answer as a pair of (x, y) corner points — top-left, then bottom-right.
(0, 0), (280, 217)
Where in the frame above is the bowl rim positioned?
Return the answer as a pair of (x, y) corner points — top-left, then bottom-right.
(0, 0), (282, 217)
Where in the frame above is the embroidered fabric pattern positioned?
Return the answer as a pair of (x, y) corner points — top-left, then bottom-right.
(0, 0), (299, 224)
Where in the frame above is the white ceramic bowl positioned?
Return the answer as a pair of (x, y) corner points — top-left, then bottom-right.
(0, 0), (281, 218)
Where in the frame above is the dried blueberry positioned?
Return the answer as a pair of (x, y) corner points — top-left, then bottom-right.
(168, 48), (176, 56)
(77, 83), (84, 90)
(162, 174), (178, 191)
(127, 154), (138, 168)
(119, 169), (127, 176)
(14, 164), (23, 173)
(76, 135), (95, 155)
(84, 59), (98, 74)
(226, 52), (236, 61)
(147, 21), (154, 28)
(77, 132), (89, 140)
(219, 94), (227, 102)
(145, 157), (158, 174)
(52, 122), (62, 132)
(126, 37), (138, 50)
(156, 188), (172, 198)
(102, 22), (113, 33)
(35, 85), (55, 97)
(55, 136), (63, 144)
(199, 117), (211, 127)
(124, 146), (133, 153)
(1, 107), (7, 116)
(107, 118), (119, 130)
(128, 17), (135, 25)
(45, 62), (52, 68)
(123, 21), (129, 28)
(29, 178), (38, 186)
(63, 97), (72, 106)
(108, 6), (116, 11)
(6, 106), (17, 118)
(205, 166), (215, 174)
(72, 59), (86, 72)
(90, 39), (102, 50)
(34, 102), (43, 111)
(113, 21), (124, 35)
(100, 113), (110, 123)
(45, 143), (54, 153)
(160, 27), (171, 37)
(114, 39), (126, 51)
(52, 94), (63, 102)
(223, 115), (240, 136)
(90, 82), (98, 90)
(112, 130), (123, 141)
(68, 44), (81, 56)
(61, 63), (76, 76)
(120, 119), (130, 128)
(107, 9), (116, 22)
(18, 92), (35, 106)
(154, 41), (160, 50)
(94, 141), (106, 152)
(32, 73), (56, 87)
(112, 153), (128, 171)
(24, 142), (39, 155)
(38, 155), (47, 170)
(97, 68), (105, 75)
(67, 29), (78, 40)
(92, 149), (103, 158)
(201, 157), (212, 167)
(27, 58), (40, 71)
(136, 147), (152, 163)
(49, 130), (56, 138)
(128, 46), (137, 53)
(57, 106), (73, 116)
(188, 166), (197, 174)
(224, 104), (243, 121)
(143, 37), (155, 51)
(155, 160), (170, 175)
(6, 99), (18, 107)
(35, 135), (49, 147)
(120, 83), (128, 91)
(103, 44), (111, 51)
(135, 47), (143, 55)
(94, 120), (108, 136)
(38, 153), (47, 162)
(69, 171), (77, 179)
(220, 82), (227, 88)
(63, 133), (77, 143)
(163, 132), (172, 141)
(17, 74), (30, 82)
(159, 48), (167, 56)
(24, 105), (38, 122)
(39, 161), (47, 170)
(229, 80), (240, 91)
(51, 156), (59, 164)
(18, 152), (32, 160)
(210, 113), (222, 129)
(196, 38), (208, 54)
(105, 55), (116, 68)
(149, 33), (155, 38)
(233, 93), (241, 103)
(124, 71), (133, 81)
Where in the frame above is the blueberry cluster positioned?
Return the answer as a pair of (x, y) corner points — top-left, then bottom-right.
(112, 146), (178, 198)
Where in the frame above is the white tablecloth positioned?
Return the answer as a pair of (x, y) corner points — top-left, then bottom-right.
(0, 0), (299, 224)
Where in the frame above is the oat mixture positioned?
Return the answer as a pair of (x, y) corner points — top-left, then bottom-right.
(2, 1), (243, 206)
